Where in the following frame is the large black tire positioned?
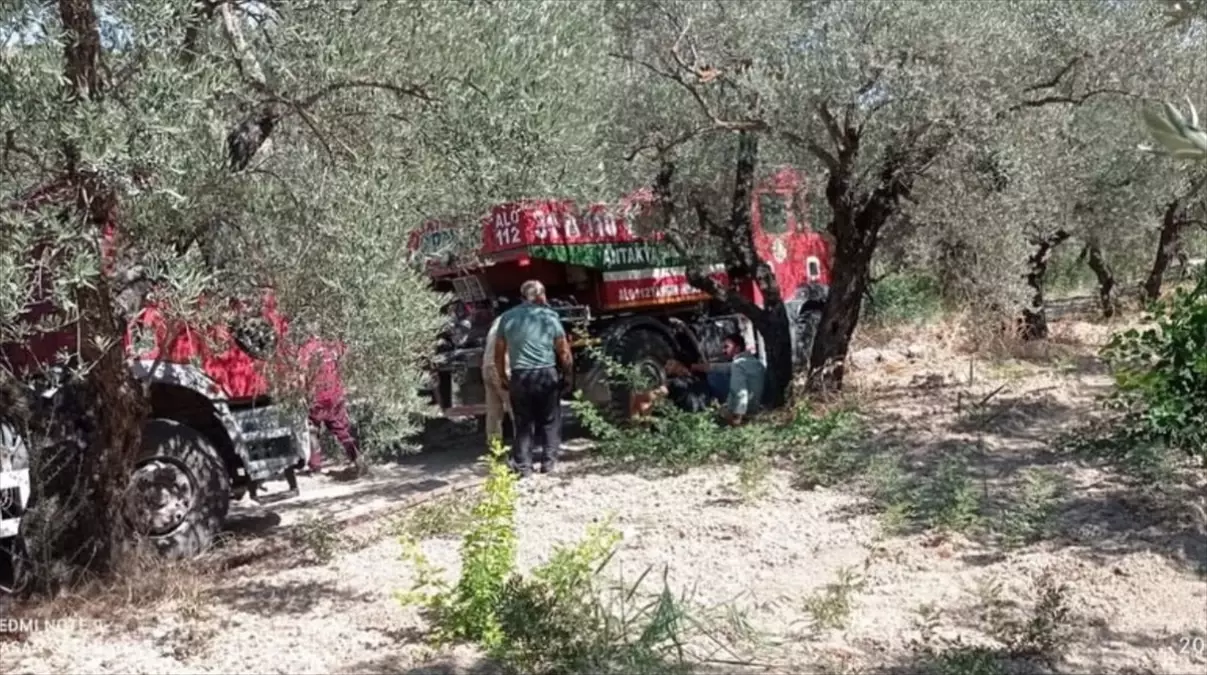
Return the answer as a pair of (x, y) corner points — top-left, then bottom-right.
(127, 419), (230, 559)
(605, 328), (676, 424)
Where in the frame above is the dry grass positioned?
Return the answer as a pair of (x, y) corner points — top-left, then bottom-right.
(9, 547), (221, 626)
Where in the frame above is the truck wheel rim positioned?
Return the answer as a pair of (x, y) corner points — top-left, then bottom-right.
(127, 458), (196, 536)
(635, 360), (664, 390)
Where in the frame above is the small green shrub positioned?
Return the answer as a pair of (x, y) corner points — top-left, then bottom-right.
(292, 514), (340, 563)
(399, 439), (518, 648)
(908, 571), (1073, 674)
(788, 408), (866, 489)
(864, 450), (985, 536)
(919, 454), (984, 533)
(399, 439), (708, 674)
(735, 448), (773, 502)
(1102, 271), (1207, 468)
(998, 468), (1067, 547)
(802, 566), (866, 632)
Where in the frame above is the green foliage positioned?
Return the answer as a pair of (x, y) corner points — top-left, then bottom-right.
(998, 468), (1067, 548)
(909, 572), (1073, 675)
(919, 455), (985, 533)
(584, 396), (862, 477)
(866, 452), (985, 536)
(802, 566), (866, 632)
(788, 408), (867, 489)
(1102, 273), (1207, 466)
(735, 448), (773, 502)
(292, 514), (340, 563)
(400, 439), (517, 648)
(1141, 100), (1207, 162)
(973, 572), (1074, 660)
(399, 439), (706, 674)
(863, 273), (943, 326)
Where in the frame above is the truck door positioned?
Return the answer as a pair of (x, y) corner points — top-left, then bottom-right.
(751, 189), (806, 302)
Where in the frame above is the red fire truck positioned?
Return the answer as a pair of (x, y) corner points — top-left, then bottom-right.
(1, 183), (309, 560)
(410, 166), (832, 421)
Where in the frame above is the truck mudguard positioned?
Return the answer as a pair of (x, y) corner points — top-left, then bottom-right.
(128, 359), (310, 473)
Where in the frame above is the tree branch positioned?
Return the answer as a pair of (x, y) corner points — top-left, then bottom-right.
(294, 78), (438, 109)
(1008, 87), (1140, 112)
(1022, 52), (1090, 93)
(219, 0), (270, 94)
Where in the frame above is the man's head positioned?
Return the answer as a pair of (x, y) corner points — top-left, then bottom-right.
(520, 279), (547, 304)
(722, 332), (747, 359)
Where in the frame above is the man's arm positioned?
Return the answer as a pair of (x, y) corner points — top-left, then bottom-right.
(553, 334), (573, 374)
(494, 334), (509, 389)
(549, 312), (573, 374)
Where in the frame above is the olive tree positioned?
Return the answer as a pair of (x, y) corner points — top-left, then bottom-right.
(0, 0), (619, 580)
(605, 0), (1176, 388)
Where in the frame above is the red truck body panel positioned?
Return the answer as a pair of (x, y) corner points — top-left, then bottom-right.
(2, 183), (291, 401)
(408, 167), (831, 311)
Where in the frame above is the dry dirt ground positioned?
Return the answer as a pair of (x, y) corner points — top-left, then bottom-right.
(2, 313), (1206, 675)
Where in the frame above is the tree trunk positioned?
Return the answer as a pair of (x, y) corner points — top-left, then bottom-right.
(807, 214), (876, 392)
(53, 0), (148, 575)
(1020, 229), (1069, 340)
(1081, 242), (1117, 319)
(806, 128), (945, 391)
(656, 132), (794, 409)
(1143, 199), (1188, 303)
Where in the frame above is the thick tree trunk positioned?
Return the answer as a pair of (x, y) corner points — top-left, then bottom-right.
(1143, 200), (1188, 303)
(805, 127), (945, 391)
(748, 292), (793, 410)
(807, 215), (876, 392)
(48, 0), (148, 575)
(1020, 229), (1069, 340)
(1081, 242), (1117, 319)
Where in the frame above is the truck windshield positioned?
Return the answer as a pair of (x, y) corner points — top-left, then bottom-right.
(758, 193), (790, 235)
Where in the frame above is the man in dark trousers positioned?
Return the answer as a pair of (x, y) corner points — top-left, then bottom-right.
(493, 280), (572, 476)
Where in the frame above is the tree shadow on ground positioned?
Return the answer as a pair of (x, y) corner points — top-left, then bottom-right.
(858, 622), (1191, 675)
(206, 577), (377, 617)
(817, 382), (1207, 574)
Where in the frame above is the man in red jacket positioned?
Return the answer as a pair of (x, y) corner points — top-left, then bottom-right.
(298, 336), (364, 476)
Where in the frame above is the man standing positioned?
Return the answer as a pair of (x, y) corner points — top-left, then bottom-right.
(493, 280), (572, 476)
(690, 332), (765, 425)
(299, 334), (364, 476)
(481, 308), (510, 449)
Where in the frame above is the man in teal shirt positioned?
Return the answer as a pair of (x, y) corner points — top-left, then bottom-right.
(493, 280), (573, 475)
(689, 331), (765, 425)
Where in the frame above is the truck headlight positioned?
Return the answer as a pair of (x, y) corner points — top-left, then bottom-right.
(0, 423), (30, 472)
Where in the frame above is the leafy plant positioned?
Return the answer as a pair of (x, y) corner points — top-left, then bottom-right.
(735, 448), (773, 502)
(999, 468), (1067, 547)
(802, 566), (866, 632)
(863, 272), (943, 326)
(400, 439), (711, 674)
(789, 408), (866, 489)
(399, 438), (518, 648)
(1141, 100), (1207, 163)
(908, 571), (1073, 675)
(1102, 271), (1207, 467)
(292, 515), (340, 563)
